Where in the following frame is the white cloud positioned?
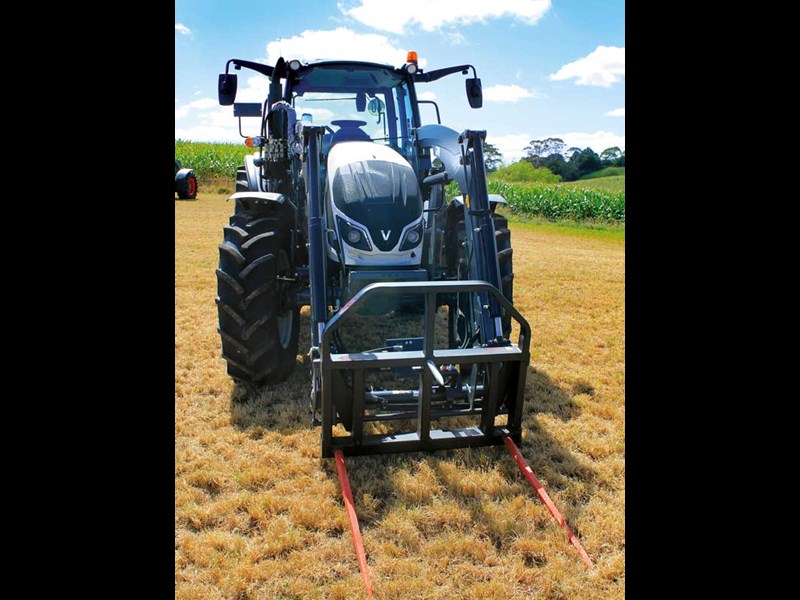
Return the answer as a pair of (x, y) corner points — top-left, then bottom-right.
(266, 28), (427, 68)
(236, 76), (270, 101)
(483, 84), (537, 103)
(541, 130), (625, 153)
(175, 23), (192, 36)
(175, 76), (343, 142)
(174, 125), (238, 142)
(514, 70), (523, 81)
(193, 90), (202, 96)
(550, 46), (624, 87)
(339, 0), (551, 34)
(175, 77), (265, 141)
(487, 134), (532, 164)
(605, 107), (625, 117)
(175, 98), (218, 120)
(175, 105), (254, 142)
(417, 91), (437, 101)
(444, 31), (466, 46)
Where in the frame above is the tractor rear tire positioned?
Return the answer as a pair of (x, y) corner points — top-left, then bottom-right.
(216, 211), (299, 385)
(177, 172), (198, 199)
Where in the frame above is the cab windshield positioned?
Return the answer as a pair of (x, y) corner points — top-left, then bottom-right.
(287, 63), (416, 161)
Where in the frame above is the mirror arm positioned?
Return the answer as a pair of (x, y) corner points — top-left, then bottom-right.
(416, 64), (478, 83)
(225, 58), (275, 79)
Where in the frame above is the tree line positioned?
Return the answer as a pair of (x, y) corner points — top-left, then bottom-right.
(484, 137), (625, 181)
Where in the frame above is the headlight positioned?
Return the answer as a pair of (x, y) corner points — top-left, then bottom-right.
(337, 217), (372, 251)
(288, 59), (301, 71)
(399, 221), (423, 251)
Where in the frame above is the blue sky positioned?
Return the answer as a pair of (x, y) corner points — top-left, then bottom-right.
(175, 0), (624, 163)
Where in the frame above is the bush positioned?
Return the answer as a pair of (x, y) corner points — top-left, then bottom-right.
(490, 160), (561, 183)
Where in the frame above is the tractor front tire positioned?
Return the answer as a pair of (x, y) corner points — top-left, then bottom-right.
(446, 209), (518, 416)
(177, 172), (198, 199)
(235, 166), (249, 192)
(492, 213), (514, 338)
(216, 211), (299, 385)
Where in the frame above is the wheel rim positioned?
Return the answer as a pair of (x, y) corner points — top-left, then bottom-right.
(187, 177), (196, 196)
(276, 250), (293, 349)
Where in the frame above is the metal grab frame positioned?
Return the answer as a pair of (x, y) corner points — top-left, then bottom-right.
(320, 280), (531, 457)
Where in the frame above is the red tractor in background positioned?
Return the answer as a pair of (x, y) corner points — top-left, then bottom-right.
(175, 159), (198, 199)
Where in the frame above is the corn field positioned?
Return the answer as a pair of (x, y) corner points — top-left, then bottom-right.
(175, 140), (253, 179)
(175, 141), (625, 223)
(488, 182), (625, 223)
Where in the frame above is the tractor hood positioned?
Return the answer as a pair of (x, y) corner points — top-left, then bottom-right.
(326, 142), (422, 252)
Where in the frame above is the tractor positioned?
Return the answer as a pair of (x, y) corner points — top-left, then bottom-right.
(175, 159), (198, 199)
(215, 53), (531, 458)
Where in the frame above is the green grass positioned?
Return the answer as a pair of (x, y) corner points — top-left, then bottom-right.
(495, 207), (625, 239)
(580, 167), (625, 180)
(562, 176), (625, 193)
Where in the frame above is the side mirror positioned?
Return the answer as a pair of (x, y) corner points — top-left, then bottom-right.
(466, 77), (482, 109)
(218, 73), (238, 106)
(356, 92), (366, 112)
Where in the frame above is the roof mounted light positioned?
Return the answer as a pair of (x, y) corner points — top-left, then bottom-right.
(288, 59), (301, 71)
(405, 62), (418, 74)
(406, 51), (418, 64)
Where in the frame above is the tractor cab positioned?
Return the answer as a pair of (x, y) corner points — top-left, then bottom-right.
(286, 61), (419, 168)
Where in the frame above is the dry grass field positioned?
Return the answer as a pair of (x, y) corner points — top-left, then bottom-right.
(175, 192), (625, 599)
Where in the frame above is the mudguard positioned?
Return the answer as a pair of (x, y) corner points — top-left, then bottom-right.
(416, 125), (508, 209)
(243, 154), (262, 192)
(228, 191), (288, 211)
(416, 124), (468, 194)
